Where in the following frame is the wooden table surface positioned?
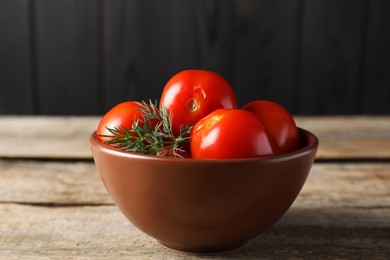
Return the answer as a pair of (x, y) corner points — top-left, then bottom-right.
(0, 116), (389, 259)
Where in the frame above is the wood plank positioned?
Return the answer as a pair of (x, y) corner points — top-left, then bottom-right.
(102, 0), (299, 110)
(0, 116), (98, 159)
(298, 0), (366, 114)
(0, 116), (389, 159)
(186, 0), (236, 86)
(296, 116), (390, 159)
(0, 160), (110, 205)
(0, 204), (388, 259)
(169, 0), (235, 77)
(0, 0), (34, 114)
(1, 1), (390, 116)
(297, 163), (390, 208)
(1, 158), (389, 257)
(1, 160), (389, 209)
(233, 0), (299, 110)
(101, 0), (178, 111)
(100, 0), (238, 112)
(34, 0), (100, 115)
(363, 0), (390, 114)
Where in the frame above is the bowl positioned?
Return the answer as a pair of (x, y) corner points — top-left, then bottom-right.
(90, 128), (318, 253)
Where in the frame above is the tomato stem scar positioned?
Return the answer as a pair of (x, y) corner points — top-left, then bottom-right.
(186, 98), (198, 112)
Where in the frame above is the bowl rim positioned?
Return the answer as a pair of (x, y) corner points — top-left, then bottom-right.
(90, 127), (318, 165)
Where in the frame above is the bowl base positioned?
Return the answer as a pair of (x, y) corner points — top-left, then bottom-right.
(157, 240), (247, 255)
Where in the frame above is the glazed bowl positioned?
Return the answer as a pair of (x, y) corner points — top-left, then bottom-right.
(90, 128), (318, 253)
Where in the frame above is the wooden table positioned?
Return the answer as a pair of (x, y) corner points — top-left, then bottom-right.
(1, 116), (389, 259)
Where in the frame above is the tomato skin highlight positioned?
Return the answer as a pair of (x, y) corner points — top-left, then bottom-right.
(190, 109), (281, 159)
(243, 100), (299, 153)
(160, 70), (237, 135)
(96, 101), (143, 143)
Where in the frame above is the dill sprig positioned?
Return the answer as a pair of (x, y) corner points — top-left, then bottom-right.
(100, 100), (192, 158)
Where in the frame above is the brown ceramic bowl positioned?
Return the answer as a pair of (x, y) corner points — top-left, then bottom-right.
(90, 128), (318, 253)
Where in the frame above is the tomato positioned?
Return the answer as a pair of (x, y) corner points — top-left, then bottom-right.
(190, 109), (281, 159)
(96, 101), (143, 143)
(243, 100), (299, 153)
(160, 70), (237, 135)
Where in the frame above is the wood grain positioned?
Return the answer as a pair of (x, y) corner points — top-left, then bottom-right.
(34, 0), (100, 115)
(233, 0), (299, 110)
(0, 115), (389, 258)
(363, 0), (390, 114)
(0, 160), (110, 205)
(1, 160), (389, 209)
(100, 0), (238, 112)
(1, 116), (389, 159)
(1, 159), (389, 258)
(101, 0), (299, 111)
(298, 0), (366, 114)
(0, 116), (98, 159)
(0, 205), (388, 259)
(0, 0), (34, 114)
(1, 1), (390, 115)
(296, 116), (390, 159)
(100, 0), (164, 110)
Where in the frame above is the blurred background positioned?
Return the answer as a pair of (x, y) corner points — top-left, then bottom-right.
(0, 0), (389, 116)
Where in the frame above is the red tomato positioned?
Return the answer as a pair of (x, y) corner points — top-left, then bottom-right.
(190, 109), (281, 159)
(160, 70), (237, 135)
(243, 100), (299, 153)
(96, 101), (143, 143)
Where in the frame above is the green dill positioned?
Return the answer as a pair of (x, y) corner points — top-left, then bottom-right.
(100, 100), (192, 158)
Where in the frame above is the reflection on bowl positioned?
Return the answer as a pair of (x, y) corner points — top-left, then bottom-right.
(90, 128), (318, 253)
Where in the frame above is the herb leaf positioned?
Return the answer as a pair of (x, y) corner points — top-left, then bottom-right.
(101, 100), (192, 158)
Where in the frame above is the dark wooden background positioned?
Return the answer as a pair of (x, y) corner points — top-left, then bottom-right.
(0, 0), (389, 115)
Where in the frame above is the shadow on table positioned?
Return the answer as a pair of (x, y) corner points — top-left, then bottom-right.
(187, 207), (389, 259)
